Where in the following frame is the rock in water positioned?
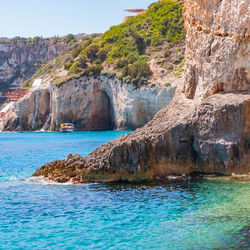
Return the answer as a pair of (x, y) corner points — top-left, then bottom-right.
(32, 91), (250, 183)
(32, 0), (250, 183)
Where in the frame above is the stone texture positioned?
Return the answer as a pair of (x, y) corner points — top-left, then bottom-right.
(1, 89), (51, 131)
(32, 92), (250, 183)
(0, 40), (68, 91)
(183, 0), (250, 99)
(32, 0), (250, 182)
(0, 75), (176, 131)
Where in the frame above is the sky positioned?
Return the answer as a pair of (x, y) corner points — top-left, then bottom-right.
(0, 0), (155, 38)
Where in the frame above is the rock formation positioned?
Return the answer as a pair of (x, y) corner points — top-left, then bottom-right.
(0, 39), (68, 91)
(32, 0), (250, 183)
(1, 75), (176, 131)
(1, 0), (186, 131)
(32, 91), (250, 183)
(183, 0), (249, 99)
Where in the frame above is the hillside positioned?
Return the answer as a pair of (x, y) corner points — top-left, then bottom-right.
(0, 0), (186, 132)
(24, 0), (185, 87)
(0, 36), (69, 95)
(0, 34), (93, 93)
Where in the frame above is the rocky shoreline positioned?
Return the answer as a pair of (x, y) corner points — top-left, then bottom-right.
(32, 0), (250, 183)
(32, 89), (250, 183)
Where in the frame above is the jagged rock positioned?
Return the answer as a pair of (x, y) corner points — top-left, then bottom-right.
(183, 0), (250, 99)
(32, 91), (250, 183)
(32, 0), (250, 182)
(0, 40), (68, 92)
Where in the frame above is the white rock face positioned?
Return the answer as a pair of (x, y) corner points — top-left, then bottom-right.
(32, 79), (42, 87)
(1, 75), (178, 131)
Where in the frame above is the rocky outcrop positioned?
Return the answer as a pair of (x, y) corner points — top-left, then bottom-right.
(1, 88), (51, 131)
(1, 75), (176, 131)
(32, 91), (250, 183)
(32, 0), (250, 183)
(0, 39), (68, 91)
(183, 0), (249, 99)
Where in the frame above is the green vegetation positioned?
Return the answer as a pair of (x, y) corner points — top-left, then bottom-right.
(175, 58), (185, 77)
(100, 0), (184, 63)
(121, 59), (152, 84)
(22, 0), (185, 86)
(60, 0), (185, 85)
(164, 48), (171, 58)
(165, 64), (173, 70)
(0, 33), (81, 46)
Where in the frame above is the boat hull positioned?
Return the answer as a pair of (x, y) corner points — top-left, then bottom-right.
(59, 129), (74, 133)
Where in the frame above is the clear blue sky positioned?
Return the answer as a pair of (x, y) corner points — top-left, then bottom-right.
(1, 0), (155, 38)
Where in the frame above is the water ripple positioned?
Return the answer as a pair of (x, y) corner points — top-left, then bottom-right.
(0, 132), (249, 249)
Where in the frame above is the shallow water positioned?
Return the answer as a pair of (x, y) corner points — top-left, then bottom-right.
(0, 132), (249, 249)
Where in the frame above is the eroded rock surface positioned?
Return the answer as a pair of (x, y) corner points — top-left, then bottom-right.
(0, 40), (68, 91)
(1, 75), (176, 131)
(32, 92), (250, 183)
(183, 0), (249, 99)
(32, 0), (250, 182)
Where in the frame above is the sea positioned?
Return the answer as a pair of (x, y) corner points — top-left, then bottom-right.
(0, 132), (249, 249)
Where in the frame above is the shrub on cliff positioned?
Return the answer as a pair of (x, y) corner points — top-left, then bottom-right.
(129, 59), (152, 78)
(86, 44), (99, 62)
(115, 58), (129, 70)
(27, 0), (185, 85)
(68, 61), (82, 74)
(78, 56), (88, 68)
(98, 49), (107, 62)
(72, 46), (82, 58)
(122, 59), (152, 84)
(84, 64), (103, 76)
(63, 34), (75, 44)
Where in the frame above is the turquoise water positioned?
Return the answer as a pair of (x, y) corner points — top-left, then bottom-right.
(0, 132), (249, 249)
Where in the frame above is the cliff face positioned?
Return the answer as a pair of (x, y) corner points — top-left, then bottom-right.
(1, 0), (186, 130)
(183, 0), (249, 99)
(32, 0), (250, 183)
(0, 40), (68, 91)
(1, 76), (176, 131)
(33, 91), (250, 183)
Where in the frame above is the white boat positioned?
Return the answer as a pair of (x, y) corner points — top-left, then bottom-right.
(59, 123), (75, 133)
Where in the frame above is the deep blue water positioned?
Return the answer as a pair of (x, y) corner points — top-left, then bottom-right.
(0, 132), (249, 249)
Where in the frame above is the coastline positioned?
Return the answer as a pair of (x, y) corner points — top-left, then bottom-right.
(1, 130), (249, 249)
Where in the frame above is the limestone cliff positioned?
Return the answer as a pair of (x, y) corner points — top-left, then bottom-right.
(33, 91), (250, 183)
(0, 39), (68, 91)
(32, 0), (250, 183)
(1, 75), (177, 131)
(183, 0), (249, 99)
(0, 0), (185, 130)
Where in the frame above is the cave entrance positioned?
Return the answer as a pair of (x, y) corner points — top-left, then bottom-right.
(85, 90), (114, 131)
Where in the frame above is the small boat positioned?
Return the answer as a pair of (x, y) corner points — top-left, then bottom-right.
(59, 123), (75, 133)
